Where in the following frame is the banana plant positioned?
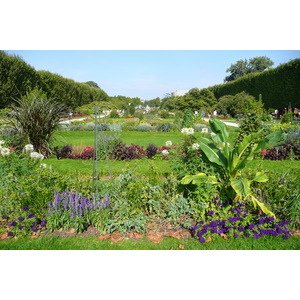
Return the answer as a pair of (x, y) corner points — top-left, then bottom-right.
(181, 119), (283, 216)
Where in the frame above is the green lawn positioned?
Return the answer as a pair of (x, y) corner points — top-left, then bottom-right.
(1, 235), (299, 250)
(53, 126), (240, 149)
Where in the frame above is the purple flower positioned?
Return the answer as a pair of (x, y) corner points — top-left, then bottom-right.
(32, 227), (37, 232)
(192, 225), (198, 230)
(197, 231), (203, 237)
(18, 216), (24, 221)
(9, 221), (16, 227)
(248, 224), (255, 230)
(2, 215), (7, 219)
(208, 210), (214, 216)
(199, 237), (206, 243)
(217, 202), (223, 206)
(238, 226), (245, 232)
(277, 228), (283, 234)
(228, 217), (236, 223)
(19, 226), (25, 230)
(215, 196), (219, 201)
(283, 235), (289, 240)
(234, 233), (239, 238)
(41, 220), (47, 227)
(211, 228), (218, 234)
(210, 221), (218, 227)
(259, 218), (265, 224)
(22, 206), (29, 211)
(27, 214), (35, 218)
(7, 232), (14, 237)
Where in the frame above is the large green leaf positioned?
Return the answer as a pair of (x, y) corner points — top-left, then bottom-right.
(230, 177), (251, 197)
(252, 172), (268, 182)
(209, 119), (229, 143)
(256, 129), (283, 151)
(198, 137), (227, 167)
(181, 173), (219, 185)
(250, 195), (275, 217)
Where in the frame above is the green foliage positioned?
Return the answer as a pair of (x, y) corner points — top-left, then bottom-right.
(8, 89), (65, 153)
(182, 110), (194, 128)
(281, 112), (294, 124)
(250, 168), (300, 230)
(210, 59), (300, 110)
(0, 151), (69, 217)
(224, 56), (274, 82)
(181, 119), (283, 216)
(215, 92), (264, 117)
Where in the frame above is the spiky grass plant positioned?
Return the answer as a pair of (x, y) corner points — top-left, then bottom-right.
(9, 90), (65, 154)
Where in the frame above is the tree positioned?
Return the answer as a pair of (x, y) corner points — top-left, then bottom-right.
(224, 56), (274, 82)
(84, 81), (100, 88)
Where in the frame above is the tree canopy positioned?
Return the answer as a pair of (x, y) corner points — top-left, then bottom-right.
(224, 56), (274, 82)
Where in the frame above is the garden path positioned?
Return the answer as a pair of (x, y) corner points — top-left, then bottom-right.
(204, 118), (239, 127)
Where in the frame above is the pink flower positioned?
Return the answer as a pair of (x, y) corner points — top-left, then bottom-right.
(261, 149), (267, 156)
(182, 153), (186, 156)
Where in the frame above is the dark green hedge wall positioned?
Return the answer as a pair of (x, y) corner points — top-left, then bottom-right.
(0, 51), (109, 109)
(209, 58), (300, 110)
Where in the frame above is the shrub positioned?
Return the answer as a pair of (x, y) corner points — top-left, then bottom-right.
(146, 144), (158, 159)
(113, 142), (145, 161)
(156, 123), (173, 132)
(135, 122), (152, 132)
(159, 111), (170, 119)
(251, 169), (300, 230)
(97, 133), (121, 160)
(54, 145), (73, 159)
(194, 123), (207, 132)
(8, 89), (65, 154)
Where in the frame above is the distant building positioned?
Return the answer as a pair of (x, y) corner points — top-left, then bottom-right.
(171, 89), (189, 97)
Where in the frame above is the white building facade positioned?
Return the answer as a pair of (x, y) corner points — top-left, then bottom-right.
(171, 89), (189, 97)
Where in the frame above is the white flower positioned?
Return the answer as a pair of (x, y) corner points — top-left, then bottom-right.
(201, 128), (208, 133)
(30, 151), (44, 160)
(1, 148), (10, 156)
(181, 128), (188, 134)
(166, 141), (172, 147)
(186, 128), (194, 135)
(0, 140), (5, 146)
(162, 149), (169, 156)
(192, 143), (200, 150)
(24, 144), (34, 152)
(211, 132), (216, 136)
(40, 163), (47, 168)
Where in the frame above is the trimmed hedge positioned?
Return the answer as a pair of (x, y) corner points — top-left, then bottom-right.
(209, 59), (300, 111)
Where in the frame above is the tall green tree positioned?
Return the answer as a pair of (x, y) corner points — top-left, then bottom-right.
(224, 56), (274, 82)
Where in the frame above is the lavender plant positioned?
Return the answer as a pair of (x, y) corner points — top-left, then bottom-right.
(46, 190), (111, 233)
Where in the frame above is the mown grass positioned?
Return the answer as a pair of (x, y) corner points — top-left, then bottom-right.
(53, 126), (240, 149)
(1, 235), (299, 250)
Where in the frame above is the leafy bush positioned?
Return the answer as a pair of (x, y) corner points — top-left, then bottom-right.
(281, 112), (293, 123)
(156, 123), (173, 132)
(251, 169), (300, 230)
(135, 122), (152, 132)
(194, 123), (207, 132)
(97, 133), (121, 160)
(113, 142), (145, 161)
(146, 144), (158, 159)
(54, 145), (73, 159)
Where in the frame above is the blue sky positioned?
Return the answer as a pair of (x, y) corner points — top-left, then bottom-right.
(5, 50), (300, 100)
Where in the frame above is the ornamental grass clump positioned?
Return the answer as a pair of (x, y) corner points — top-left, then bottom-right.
(46, 190), (111, 232)
(191, 197), (290, 243)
